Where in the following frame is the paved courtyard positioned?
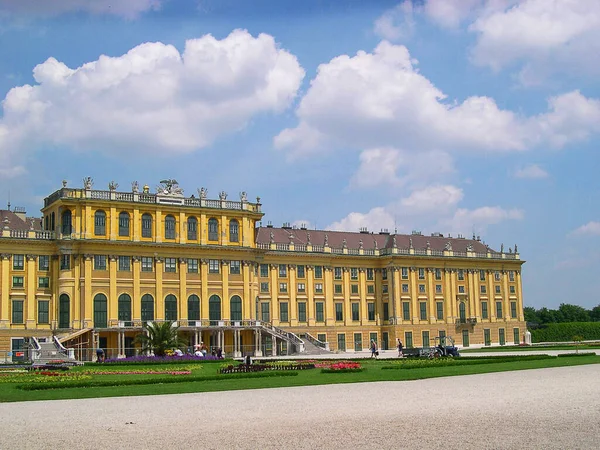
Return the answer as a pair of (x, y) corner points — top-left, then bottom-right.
(1, 364), (599, 449)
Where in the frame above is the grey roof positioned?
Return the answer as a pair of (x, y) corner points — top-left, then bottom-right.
(0, 210), (43, 231)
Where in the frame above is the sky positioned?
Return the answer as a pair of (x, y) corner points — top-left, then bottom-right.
(0, 0), (598, 309)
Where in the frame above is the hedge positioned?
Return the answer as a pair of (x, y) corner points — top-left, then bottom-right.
(531, 322), (600, 343)
(381, 354), (554, 370)
(556, 352), (598, 358)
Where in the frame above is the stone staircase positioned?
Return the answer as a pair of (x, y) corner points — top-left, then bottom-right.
(301, 339), (332, 356)
(30, 337), (81, 366)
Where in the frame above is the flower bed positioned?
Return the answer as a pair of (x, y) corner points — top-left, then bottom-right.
(101, 354), (221, 365)
(320, 362), (363, 373)
(382, 354), (555, 370)
(219, 362), (315, 374)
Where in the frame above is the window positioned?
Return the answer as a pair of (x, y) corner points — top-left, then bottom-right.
(435, 284), (442, 294)
(317, 333), (326, 343)
(297, 283), (306, 293)
(457, 269), (464, 281)
(368, 302), (375, 321)
(382, 285), (388, 294)
(260, 302), (269, 322)
(405, 332), (413, 348)
(187, 217), (198, 241)
(38, 277), (49, 288)
(480, 270), (486, 281)
(279, 282), (288, 293)
(458, 285), (465, 294)
(367, 284), (375, 294)
(208, 218), (219, 241)
(141, 294), (154, 322)
(383, 303), (389, 321)
(420, 302), (427, 320)
(260, 264), (269, 277)
(38, 300), (49, 324)
(499, 328), (505, 345)
(462, 329), (470, 347)
(142, 214), (153, 238)
(509, 286), (516, 294)
(510, 301), (517, 319)
(352, 303), (359, 321)
(164, 215), (176, 239)
(118, 256), (131, 271)
(402, 283), (409, 293)
(260, 282), (269, 293)
(13, 254), (24, 270)
(439, 330), (446, 340)
(337, 334), (346, 352)
(334, 284), (342, 294)
(435, 268), (442, 280)
(382, 268), (388, 280)
(422, 331), (430, 348)
(230, 295), (242, 321)
(351, 284), (359, 295)
(60, 254), (70, 270)
(418, 268), (425, 280)
(230, 260), (241, 275)
(12, 276), (24, 288)
(459, 302), (466, 321)
(187, 259), (199, 273)
(436, 302), (444, 320)
(494, 271), (501, 281)
(350, 268), (358, 280)
(496, 301), (503, 319)
(298, 302), (307, 322)
(481, 301), (488, 319)
(141, 257), (153, 272)
(366, 268), (374, 280)
(94, 294), (108, 328)
(61, 210), (72, 235)
(335, 303), (343, 321)
(118, 294), (132, 322)
(480, 285), (487, 294)
(297, 265), (305, 278)
(94, 255), (107, 271)
(279, 302), (289, 322)
(315, 283), (323, 294)
(513, 328), (520, 345)
(495, 285), (501, 294)
(316, 302), (324, 322)
(401, 267), (408, 279)
(509, 271), (515, 282)
(402, 302), (410, 321)
(94, 210), (106, 236)
(188, 295), (200, 321)
(484, 329), (491, 346)
(354, 333), (363, 352)
(419, 284), (426, 294)
(314, 266), (323, 279)
(334, 267), (342, 280)
(12, 300), (23, 324)
(209, 295), (222, 324)
(209, 259), (219, 274)
(279, 264), (287, 277)
(118, 212), (130, 237)
(59, 294), (70, 328)
(164, 258), (176, 273)
(229, 219), (239, 243)
(38, 255), (49, 271)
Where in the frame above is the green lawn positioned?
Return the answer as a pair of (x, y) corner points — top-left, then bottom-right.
(461, 344), (600, 352)
(1, 355), (599, 403)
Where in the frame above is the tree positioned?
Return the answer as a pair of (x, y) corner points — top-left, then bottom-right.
(590, 305), (600, 322)
(523, 306), (540, 324)
(558, 303), (590, 323)
(135, 321), (187, 357)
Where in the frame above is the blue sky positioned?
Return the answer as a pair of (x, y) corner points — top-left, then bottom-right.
(0, 0), (598, 309)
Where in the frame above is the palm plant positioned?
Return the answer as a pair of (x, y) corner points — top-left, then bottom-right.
(135, 321), (187, 357)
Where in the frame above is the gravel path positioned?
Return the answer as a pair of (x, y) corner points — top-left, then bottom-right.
(1, 365), (599, 449)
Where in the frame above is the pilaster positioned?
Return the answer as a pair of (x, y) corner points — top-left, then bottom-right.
(179, 258), (187, 320)
(26, 255), (37, 328)
(155, 257), (163, 320)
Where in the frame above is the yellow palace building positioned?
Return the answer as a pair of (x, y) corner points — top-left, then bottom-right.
(0, 178), (526, 360)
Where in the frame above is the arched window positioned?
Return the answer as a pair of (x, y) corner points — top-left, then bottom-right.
(94, 210), (106, 236)
(119, 212), (130, 237)
(165, 215), (176, 240)
(165, 294), (177, 321)
(118, 294), (132, 322)
(59, 294), (70, 328)
(61, 210), (72, 235)
(51, 212), (55, 231)
(230, 295), (242, 321)
(141, 213), (153, 238)
(187, 216), (198, 241)
(141, 294), (154, 322)
(208, 218), (219, 241)
(229, 219), (239, 243)
(459, 302), (466, 322)
(94, 293), (108, 328)
(188, 295), (200, 321)
(209, 295), (221, 325)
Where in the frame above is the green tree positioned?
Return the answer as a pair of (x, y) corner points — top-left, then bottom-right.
(523, 306), (540, 324)
(558, 303), (590, 322)
(590, 305), (600, 322)
(135, 321), (187, 357)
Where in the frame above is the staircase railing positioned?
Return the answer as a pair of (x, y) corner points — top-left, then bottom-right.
(27, 337), (42, 361)
(302, 332), (330, 351)
(257, 322), (304, 353)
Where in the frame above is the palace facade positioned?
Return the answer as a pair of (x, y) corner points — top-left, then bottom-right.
(0, 179), (526, 360)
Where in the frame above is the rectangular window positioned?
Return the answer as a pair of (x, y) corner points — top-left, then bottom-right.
(401, 267), (408, 279)
(368, 302), (375, 321)
(279, 264), (287, 277)
(496, 301), (503, 319)
(209, 259), (219, 274)
(402, 283), (409, 293)
(141, 257), (153, 272)
(334, 284), (342, 294)
(509, 271), (515, 282)
(298, 302), (307, 322)
(457, 269), (464, 281)
(350, 268), (358, 280)
(119, 256), (131, 271)
(38, 277), (49, 288)
(509, 286), (516, 294)
(230, 260), (241, 275)
(352, 303), (360, 321)
(297, 265), (305, 278)
(510, 301), (517, 319)
(435, 284), (442, 294)
(297, 283), (306, 293)
(12, 276), (24, 288)
(419, 302), (427, 320)
(462, 329), (470, 347)
(187, 259), (199, 273)
(334, 267), (342, 280)
(314, 266), (323, 279)
(480, 270), (486, 281)
(337, 334), (346, 352)
(367, 284), (375, 294)
(260, 282), (269, 293)
(335, 303), (343, 321)
(316, 302), (324, 322)
(279, 282), (288, 293)
(422, 331), (430, 348)
(419, 284), (426, 294)
(481, 301), (488, 319)
(484, 329), (491, 346)
(495, 271), (501, 281)
(366, 268), (374, 280)
(354, 333), (363, 352)
(142, 215), (152, 238)
(382, 268), (388, 280)
(495, 285), (501, 294)
(261, 302), (270, 322)
(279, 302), (289, 322)
(434, 268), (442, 280)
(383, 303), (389, 321)
(12, 254), (24, 270)
(418, 268), (425, 280)
(370, 332), (378, 345)
(38, 300), (49, 324)
(402, 302), (410, 321)
(458, 285), (465, 293)
(317, 333), (326, 343)
(405, 331), (413, 348)
(260, 264), (269, 277)
(60, 254), (70, 270)
(382, 285), (388, 294)
(38, 255), (49, 271)
(351, 284), (359, 294)
(436, 302), (444, 320)
(93, 255), (106, 271)
(315, 283), (323, 294)
(438, 330), (446, 340)
(12, 300), (24, 324)
(499, 328), (505, 345)
(513, 328), (520, 345)
(480, 285), (487, 294)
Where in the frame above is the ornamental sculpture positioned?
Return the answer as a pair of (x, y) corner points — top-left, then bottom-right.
(157, 179), (183, 196)
(131, 181), (139, 193)
(219, 191), (228, 201)
(466, 243), (474, 252)
(108, 181), (118, 191)
(444, 241), (452, 251)
(198, 187), (207, 199)
(240, 191), (247, 202)
(83, 176), (93, 190)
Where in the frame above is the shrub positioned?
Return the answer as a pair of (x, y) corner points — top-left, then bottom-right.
(556, 352), (597, 358)
(531, 323), (600, 342)
(381, 355), (555, 370)
(100, 354), (222, 365)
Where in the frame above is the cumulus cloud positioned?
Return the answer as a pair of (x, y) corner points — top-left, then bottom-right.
(373, 1), (416, 41)
(513, 164), (549, 179)
(0, 0), (162, 19)
(571, 221), (600, 237)
(0, 30), (304, 174)
(274, 41), (600, 157)
(440, 206), (524, 234)
(327, 207), (396, 233)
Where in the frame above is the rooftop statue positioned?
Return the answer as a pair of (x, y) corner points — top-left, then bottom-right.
(157, 179), (184, 196)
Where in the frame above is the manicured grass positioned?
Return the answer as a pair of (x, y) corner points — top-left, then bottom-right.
(461, 344), (600, 353)
(0, 355), (599, 403)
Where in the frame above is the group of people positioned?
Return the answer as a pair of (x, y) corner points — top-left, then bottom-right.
(369, 339), (404, 358)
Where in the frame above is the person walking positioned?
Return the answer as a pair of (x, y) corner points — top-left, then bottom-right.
(370, 340), (378, 358)
(397, 338), (404, 358)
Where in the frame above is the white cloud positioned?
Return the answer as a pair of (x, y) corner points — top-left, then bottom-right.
(440, 206), (524, 234)
(374, 1), (416, 41)
(423, 0), (487, 29)
(274, 41), (600, 158)
(400, 185), (463, 215)
(571, 221), (600, 236)
(0, 0), (162, 19)
(0, 30), (304, 175)
(514, 164), (549, 179)
(328, 207), (395, 233)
